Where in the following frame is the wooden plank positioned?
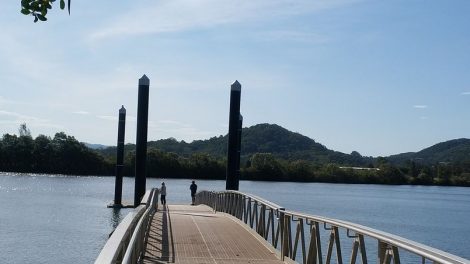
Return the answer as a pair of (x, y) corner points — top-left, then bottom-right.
(143, 205), (285, 264)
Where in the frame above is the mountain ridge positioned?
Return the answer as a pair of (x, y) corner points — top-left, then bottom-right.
(94, 123), (470, 166)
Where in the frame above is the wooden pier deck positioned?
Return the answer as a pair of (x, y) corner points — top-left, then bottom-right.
(143, 205), (285, 264)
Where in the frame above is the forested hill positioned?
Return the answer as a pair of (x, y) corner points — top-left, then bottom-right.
(240, 124), (370, 165)
(388, 138), (470, 166)
(95, 124), (470, 166)
(98, 123), (372, 166)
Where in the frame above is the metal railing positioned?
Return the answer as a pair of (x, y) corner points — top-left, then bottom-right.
(95, 188), (159, 264)
(195, 190), (470, 264)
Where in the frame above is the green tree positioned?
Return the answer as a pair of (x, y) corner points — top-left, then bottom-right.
(1, 134), (19, 170)
(245, 153), (286, 181)
(16, 134), (34, 172)
(18, 123), (31, 137)
(21, 0), (70, 22)
(146, 149), (184, 179)
(32, 134), (53, 172)
(416, 169), (433, 185)
(185, 153), (224, 180)
(287, 160), (314, 181)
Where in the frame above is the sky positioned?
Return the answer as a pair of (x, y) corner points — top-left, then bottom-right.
(1, 0), (470, 157)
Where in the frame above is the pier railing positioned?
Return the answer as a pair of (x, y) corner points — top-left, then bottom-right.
(196, 190), (470, 264)
(95, 188), (159, 264)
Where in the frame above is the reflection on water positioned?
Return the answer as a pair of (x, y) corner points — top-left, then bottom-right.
(110, 208), (123, 230)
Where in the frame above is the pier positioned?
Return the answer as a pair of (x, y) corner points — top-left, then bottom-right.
(95, 189), (470, 264)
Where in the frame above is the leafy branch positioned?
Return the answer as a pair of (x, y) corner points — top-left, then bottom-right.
(21, 0), (71, 22)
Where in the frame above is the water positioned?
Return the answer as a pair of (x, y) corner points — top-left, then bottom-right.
(0, 173), (469, 263)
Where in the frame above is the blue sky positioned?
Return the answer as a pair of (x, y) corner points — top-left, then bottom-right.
(1, 0), (469, 157)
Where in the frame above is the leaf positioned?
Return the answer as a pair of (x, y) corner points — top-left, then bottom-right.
(37, 14), (47, 21)
(34, 16), (38, 23)
(31, 2), (39, 11)
(21, 9), (31, 15)
(68, 0), (71, 14)
(60, 0), (65, 10)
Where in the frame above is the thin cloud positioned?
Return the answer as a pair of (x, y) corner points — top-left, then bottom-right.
(413, 105), (428, 109)
(0, 31), (141, 105)
(158, 120), (184, 125)
(158, 120), (191, 127)
(256, 30), (330, 44)
(73, 111), (90, 115)
(0, 110), (47, 122)
(97, 115), (137, 122)
(96, 115), (118, 121)
(0, 110), (63, 129)
(88, 0), (360, 42)
(461, 92), (470, 95)
(127, 116), (137, 122)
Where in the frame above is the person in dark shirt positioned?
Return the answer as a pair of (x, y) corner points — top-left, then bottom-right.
(160, 182), (167, 206)
(190, 181), (197, 205)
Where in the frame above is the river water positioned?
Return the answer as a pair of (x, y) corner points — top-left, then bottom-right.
(0, 173), (469, 263)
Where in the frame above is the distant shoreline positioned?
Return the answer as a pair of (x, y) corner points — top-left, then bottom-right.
(2, 171), (469, 188)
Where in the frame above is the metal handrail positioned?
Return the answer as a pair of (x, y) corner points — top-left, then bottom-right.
(95, 188), (159, 264)
(122, 188), (159, 264)
(195, 190), (470, 264)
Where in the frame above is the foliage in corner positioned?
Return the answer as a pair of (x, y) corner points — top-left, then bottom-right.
(21, 0), (71, 22)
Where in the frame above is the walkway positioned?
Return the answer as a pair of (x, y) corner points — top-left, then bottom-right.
(143, 205), (285, 264)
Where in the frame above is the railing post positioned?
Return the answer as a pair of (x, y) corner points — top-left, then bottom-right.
(287, 215), (293, 258)
(378, 241), (387, 264)
(254, 201), (259, 230)
(305, 221), (323, 264)
(292, 218), (306, 263)
(280, 209), (286, 260)
(230, 193), (234, 214)
(237, 194), (243, 219)
(265, 209), (272, 241)
(259, 204), (266, 237)
(246, 197), (252, 224)
(233, 193), (237, 216)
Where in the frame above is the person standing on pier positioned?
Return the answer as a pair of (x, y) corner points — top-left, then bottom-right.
(160, 182), (167, 206)
(190, 181), (197, 205)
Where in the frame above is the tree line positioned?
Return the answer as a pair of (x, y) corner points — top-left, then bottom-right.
(1, 127), (470, 186)
(0, 125), (110, 175)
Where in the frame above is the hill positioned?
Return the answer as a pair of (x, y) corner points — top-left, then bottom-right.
(83, 143), (109, 150)
(95, 123), (470, 167)
(97, 123), (372, 166)
(388, 138), (470, 166)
